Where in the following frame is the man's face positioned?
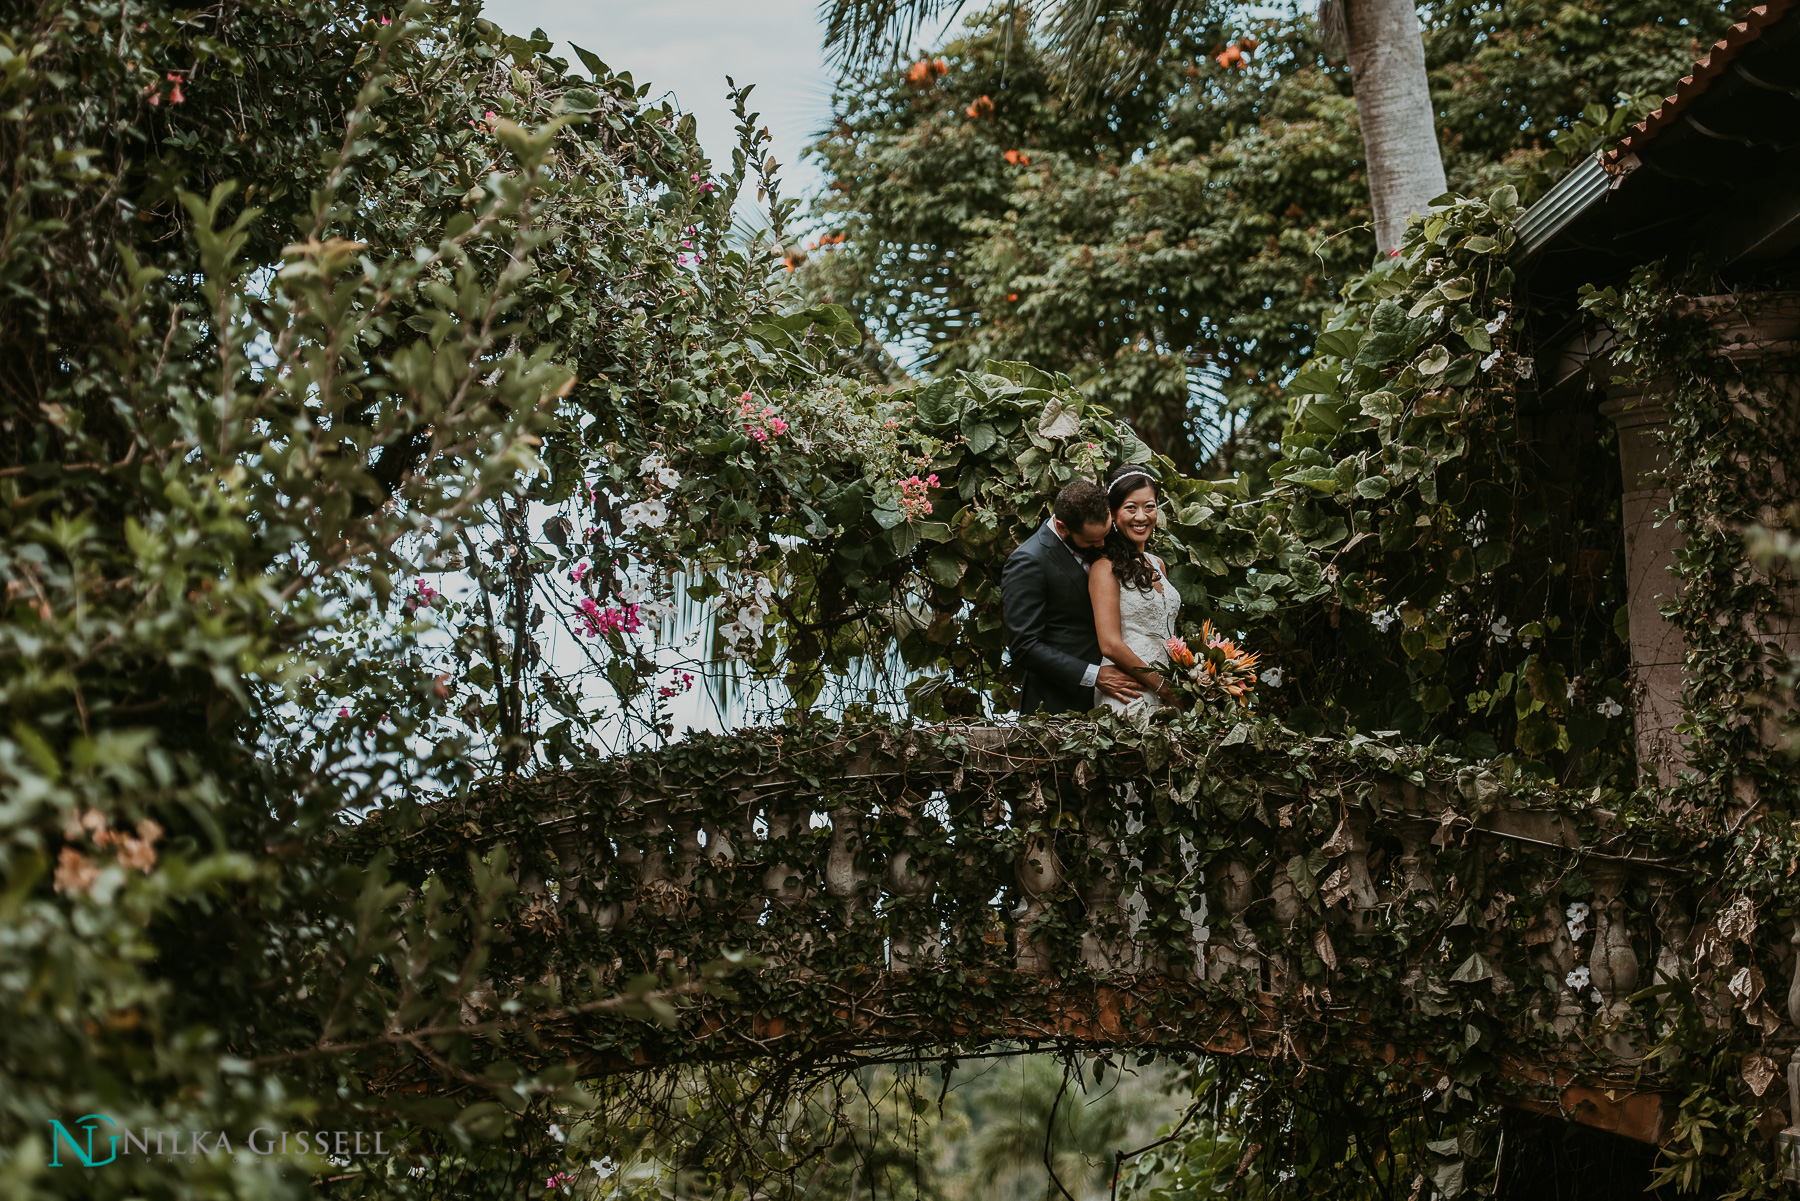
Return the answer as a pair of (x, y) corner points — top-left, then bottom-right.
(1055, 517), (1110, 556)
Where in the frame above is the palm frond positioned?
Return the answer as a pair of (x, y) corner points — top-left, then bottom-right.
(1042, 0), (1220, 105)
(820, 0), (1223, 110)
(820, 0), (979, 70)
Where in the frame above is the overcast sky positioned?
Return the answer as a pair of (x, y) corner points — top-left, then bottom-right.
(481, 0), (845, 204)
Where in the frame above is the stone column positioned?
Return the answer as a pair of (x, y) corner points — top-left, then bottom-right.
(1598, 388), (1687, 785)
(1598, 294), (1800, 788)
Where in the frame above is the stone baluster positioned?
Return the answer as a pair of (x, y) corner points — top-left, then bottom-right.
(1394, 822), (1439, 917)
(1080, 815), (1131, 973)
(549, 822), (590, 917)
(699, 789), (755, 917)
(1007, 779), (1057, 973)
(695, 806), (729, 912)
(516, 847), (548, 902)
(1013, 831), (1061, 974)
(1788, 918), (1800, 1029)
(1643, 871), (1692, 1054)
(1263, 834), (1301, 993)
(825, 801), (872, 924)
(673, 804), (702, 918)
(1589, 864), (1641, 1058)
(1535, 896), (1583, 1037)
(762, 801), (807, 907)
(609, 799), (645, 931)
(1179, 834), (1210, 985)
(1779, 1049), (1800, 1182)
(1390, 823), (1438, 1011)
(1647, 871), (1692, 988)
(1207, 860), (1260, 985)
(639, 800), (672, 919)
(1269, 843), (1302, 932)
(886, 811), (939, 975)
(1481, 901), (1515, 999)
(1341, 813), (1382, 937)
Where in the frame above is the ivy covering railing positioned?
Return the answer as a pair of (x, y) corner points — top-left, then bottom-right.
(351, 712), (1772, 1143)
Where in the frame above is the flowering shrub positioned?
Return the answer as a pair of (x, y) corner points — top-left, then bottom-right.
(738, 392), (790, 443)
(577, 598), (644, 639)
(402, 577), (442, 615)
(0, 3), (792, 1193)
(898, 472), (938, 519)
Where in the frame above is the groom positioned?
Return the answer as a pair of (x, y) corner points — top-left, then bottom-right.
(1001, 479), (1142, 715)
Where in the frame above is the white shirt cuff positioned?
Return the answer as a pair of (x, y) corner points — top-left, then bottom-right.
(1080, 663), (1100, 689)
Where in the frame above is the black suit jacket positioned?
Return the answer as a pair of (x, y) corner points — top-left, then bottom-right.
(1002, 522), (1101, 716)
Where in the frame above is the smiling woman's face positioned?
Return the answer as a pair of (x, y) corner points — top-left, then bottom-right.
(1113, 484), (1158, 548)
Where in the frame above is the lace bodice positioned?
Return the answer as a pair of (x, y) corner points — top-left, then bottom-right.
(1098, 557), (1181, 715)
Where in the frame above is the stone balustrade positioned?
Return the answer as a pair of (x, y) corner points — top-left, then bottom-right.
(359, 723), (1792, 1144)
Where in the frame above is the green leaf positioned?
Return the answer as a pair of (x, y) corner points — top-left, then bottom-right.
(962, 417), (998, 454)
(883, 522), (922, 558)
(915, 520), (952, 543)
(1450, 952), (1493, 983)
(912, 380), (961, 429)
(558, 88), (602, 113)
(1175, 502), (1214, 526)
(925, 547), (965, 585)
(1287, 369), (1342, 396)
(1359, 391), (1401, 419)
(569, 42), (609, 77)
(1284, 466), (1341, 493)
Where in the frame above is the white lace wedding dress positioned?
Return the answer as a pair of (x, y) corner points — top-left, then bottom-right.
(1096, 555), (1181, 716)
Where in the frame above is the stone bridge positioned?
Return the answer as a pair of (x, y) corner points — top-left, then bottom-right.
(356, 718), (1777, 1147)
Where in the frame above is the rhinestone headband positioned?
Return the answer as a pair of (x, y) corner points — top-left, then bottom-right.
(1108, 470), (1155, 494)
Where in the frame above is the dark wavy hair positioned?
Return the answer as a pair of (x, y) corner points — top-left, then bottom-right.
(1102, 465), (1161, 591)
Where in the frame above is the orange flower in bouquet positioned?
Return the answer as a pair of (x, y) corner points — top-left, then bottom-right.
(1165, 621), (1260, 704)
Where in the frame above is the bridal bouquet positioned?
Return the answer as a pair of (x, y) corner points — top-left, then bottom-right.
(1165, 621), (1260, 704)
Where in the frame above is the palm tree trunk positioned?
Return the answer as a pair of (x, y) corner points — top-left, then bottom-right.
(1342, 0), (1447, 254)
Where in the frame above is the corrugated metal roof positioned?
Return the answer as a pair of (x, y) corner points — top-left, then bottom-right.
(1517, 156), (1611, 256)
(1601, 0), (1798, 175)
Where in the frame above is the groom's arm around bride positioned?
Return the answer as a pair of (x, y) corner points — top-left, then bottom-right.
(1000, 479), (1142, 716)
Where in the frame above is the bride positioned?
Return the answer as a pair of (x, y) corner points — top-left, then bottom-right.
(1089, 465), (1183, 714)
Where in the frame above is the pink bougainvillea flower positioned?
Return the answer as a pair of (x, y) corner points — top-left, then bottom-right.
(898, 474), (937, 519)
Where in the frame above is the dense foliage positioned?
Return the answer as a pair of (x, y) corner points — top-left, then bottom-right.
(798, 0), (1739, 476)
(0, 0), (822, 1195)
(626, 189), (1639, 779)
(467, 179), (1795, 1197)
(6, 0), (1799, 1197)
